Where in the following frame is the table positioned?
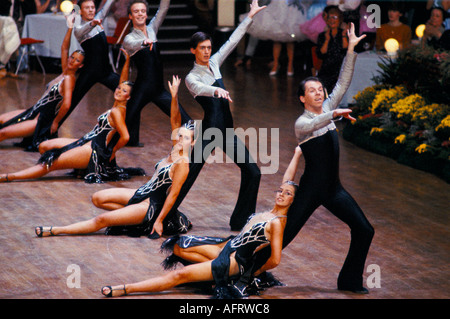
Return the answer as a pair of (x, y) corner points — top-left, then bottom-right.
(340, 51), (387, 106)
(22, 13), (82, 58)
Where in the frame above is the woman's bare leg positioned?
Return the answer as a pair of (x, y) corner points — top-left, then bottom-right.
(1, 144), (92, 182)
(38, 138), (78, 153)
(103, 257), (240, 297)
(91, 188), (139, 211)
(38, 201), (149, 236)
(0, 109), (26, 124)
(286, 42), (294, 75)
(0, 119), (37, 142)
(270, 42), (282, 74)
(173, 242), (228, 263)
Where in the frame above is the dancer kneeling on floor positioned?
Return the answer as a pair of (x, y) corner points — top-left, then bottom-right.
(35, 75), (194, 239)
(100, 146), (302, 298)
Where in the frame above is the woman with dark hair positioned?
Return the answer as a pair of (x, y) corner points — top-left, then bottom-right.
(100, 146), (303, 298)
(34, 75), (194, 239)
(375, 3), (411, 51)
(0, 48), (132, 183)
(0, 13), (84, 151)
(423, 6), (450, 49)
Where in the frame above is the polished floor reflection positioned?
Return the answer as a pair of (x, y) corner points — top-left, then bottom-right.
(0, 57), (449, 300)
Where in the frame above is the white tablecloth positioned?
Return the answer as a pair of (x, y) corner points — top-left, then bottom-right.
(340, 51), (386, 106)
(21, 13), (82, 58)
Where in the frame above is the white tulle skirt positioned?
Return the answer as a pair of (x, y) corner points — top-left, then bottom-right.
(242, 0), (308, 42)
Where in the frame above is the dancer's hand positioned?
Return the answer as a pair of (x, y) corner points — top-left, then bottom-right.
(333, 108), (356, 122)
(90, 19), (103, 29)
(248, 0), (267, 19)
(347, 22), (366, 53)
(119, 48), (129, 61)
(143, 39), (153, 51)
(168, 75), (181, 98)
(150, 221), (163, 239)
(214, 88), (233, 102)
(65, 11), (76, 28)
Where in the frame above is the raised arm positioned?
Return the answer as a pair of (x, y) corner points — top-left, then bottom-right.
(61, 12), (76, 71)
(282, 145), (302, 184)
(119, 48), (130, 83)
(211, 0), (266, 67)
(148, 0), (171, 35)
(168, 75), (182, 143)
(323, 22), (364, 112)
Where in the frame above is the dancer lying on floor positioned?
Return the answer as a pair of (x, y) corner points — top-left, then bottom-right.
(34, 75), (194, 239)
(100, 146), (303, 298)
(1, 48), (137, 184)
(0, 13), (83, 151)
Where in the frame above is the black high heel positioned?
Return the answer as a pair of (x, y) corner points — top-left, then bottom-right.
(35, 226), (54, 237)
(101, 285), (127, 297)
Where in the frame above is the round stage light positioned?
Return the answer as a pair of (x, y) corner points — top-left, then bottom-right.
(60, 0), (74, 14)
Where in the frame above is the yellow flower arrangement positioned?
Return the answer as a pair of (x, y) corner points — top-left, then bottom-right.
(436, 115), (450, 131)
(353, 86), (377, 102)
(370, 86), (407, 114)
(370, 127), (384, 135)
(394, 134), (406, 144)
(415, 143), (429, 153)
(390, 94), (426, 120)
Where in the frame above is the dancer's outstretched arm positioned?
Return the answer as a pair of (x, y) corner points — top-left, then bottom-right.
(282, 145), (302, 184)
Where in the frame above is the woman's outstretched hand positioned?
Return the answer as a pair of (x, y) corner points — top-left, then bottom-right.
(168, 75), (181, 98)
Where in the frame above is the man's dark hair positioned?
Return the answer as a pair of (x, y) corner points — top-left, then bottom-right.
(127, 0), (149, 15)
(78, 0), (95, 8)
(190, 32), (212, 49)
(296, 76), (324, 98)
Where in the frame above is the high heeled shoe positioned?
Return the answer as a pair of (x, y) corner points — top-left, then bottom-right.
(269, 67), (279, 76)
(102, 285), (127, 297)
(35, 226), (54, 237)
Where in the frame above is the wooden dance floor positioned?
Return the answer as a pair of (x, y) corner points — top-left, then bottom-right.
(0, 57), (449, 301)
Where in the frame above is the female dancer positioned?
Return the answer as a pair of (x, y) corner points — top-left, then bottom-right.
(100, 146), (303, 298)
(0, 48), (132, 183)
(0, 13), (83, 151)
(34, 75), (193, 239)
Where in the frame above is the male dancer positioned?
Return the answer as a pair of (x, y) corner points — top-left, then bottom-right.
(167, 0), (266, 231)
(63, 0), (120, 125)
(123, 0), (191, 146)
(244, 23), (374, 295)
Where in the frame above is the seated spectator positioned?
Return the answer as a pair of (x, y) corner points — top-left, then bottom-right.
(375, 3), (412, 51)
(423, 6), (449, 49)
